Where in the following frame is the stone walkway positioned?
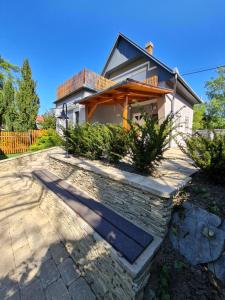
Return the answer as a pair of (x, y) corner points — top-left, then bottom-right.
(0, 171), (96, 299)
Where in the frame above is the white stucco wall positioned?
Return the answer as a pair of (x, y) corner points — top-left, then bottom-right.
(91, 104), (123, 124)
(165, 93), (194, 147)
(55, 89), (94, 132)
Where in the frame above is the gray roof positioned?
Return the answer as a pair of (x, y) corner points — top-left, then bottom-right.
(101, 33), (201, 104)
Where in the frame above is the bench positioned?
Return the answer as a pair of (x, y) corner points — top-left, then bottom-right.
(33, 169), (153, 264)
(33, 169), (161, 299)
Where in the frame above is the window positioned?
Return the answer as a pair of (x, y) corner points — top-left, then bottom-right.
(74, 111), (79, 125)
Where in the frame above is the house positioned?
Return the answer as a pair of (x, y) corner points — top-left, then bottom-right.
(54, 33), (201, 146)
(36, 115), (44, 129)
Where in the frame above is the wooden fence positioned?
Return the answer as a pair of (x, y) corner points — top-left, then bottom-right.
(0, 130), (47, 154)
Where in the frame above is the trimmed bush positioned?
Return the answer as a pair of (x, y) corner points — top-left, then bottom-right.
(128, 113), (174, 175)
(180, 132), (225, 184)
(106, 124), (130, 163)
(66, 123), (128, 162)
(29, 129), (63, 151)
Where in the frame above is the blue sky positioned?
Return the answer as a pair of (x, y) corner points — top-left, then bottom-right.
(1, 0), (225, 114)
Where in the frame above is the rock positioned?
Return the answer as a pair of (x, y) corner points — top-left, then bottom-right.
(220, 219), (225, 232)
(169, 202), (225, 265)
(208, 253), (225, 285)
(143, 287), (156, 300)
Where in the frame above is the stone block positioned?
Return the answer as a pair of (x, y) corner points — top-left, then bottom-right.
(58, 258), (80, 286)
(46, 278), (71, 300)
(21, 279), (45, 300)
(39, 259), (60, 288)
(69, 278), (96, 300)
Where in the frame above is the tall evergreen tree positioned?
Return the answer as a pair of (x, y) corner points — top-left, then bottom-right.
(0, 55), (18, 129)
(16, 59), (39, 131)
(2, 79), (17, 131)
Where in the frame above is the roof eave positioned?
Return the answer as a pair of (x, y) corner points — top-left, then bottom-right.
(54, 86), (97, 104)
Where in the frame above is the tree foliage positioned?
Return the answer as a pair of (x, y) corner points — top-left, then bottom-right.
(66, 123), (129, 162)
(128, 113), (175, 175)
(0, 56), (19, 129)
(16, 59), (39, 131)
(193, 67), (225, 130)
(193, 104), (206, 130)
(2, 79), (17, 131)
(180, 132), (225, 184)
(42, 111), (56, 129)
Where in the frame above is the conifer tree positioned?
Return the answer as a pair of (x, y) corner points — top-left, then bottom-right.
(16, 59), (39, 131)
(3, 79), (17, 131)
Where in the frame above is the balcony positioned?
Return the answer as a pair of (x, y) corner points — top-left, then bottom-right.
(57, 69), (116, 100)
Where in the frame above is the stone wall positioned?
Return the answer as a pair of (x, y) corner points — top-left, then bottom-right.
(49, 155), (172, 237)
(39, 186), (160, 300)
(0, 147), (64, 172)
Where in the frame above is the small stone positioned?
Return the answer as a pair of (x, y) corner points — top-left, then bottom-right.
(58, 258), (80, 286)
(209, 255), (225, 285)
(46, 278), (71, 300)
(69, 278), (96, 300)
(50, 242), (69, 265)
(39, 259), (60, 288)
(21, 279), (45, 300)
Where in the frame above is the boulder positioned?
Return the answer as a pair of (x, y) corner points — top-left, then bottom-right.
(169, 202), (225, 265)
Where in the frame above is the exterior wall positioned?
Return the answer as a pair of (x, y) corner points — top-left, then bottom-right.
(55, 89), (94, 131)
(165, 93), (194, 147)
(92, 104), (123, 124)
(107, 57), (171, 87)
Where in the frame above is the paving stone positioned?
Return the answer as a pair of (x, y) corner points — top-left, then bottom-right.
(11, 260), (40, 289)
(58, 258), (80, 286)
(39, 258), (60, 288)
(21, 278), (45, 300)
(69, 278), (96, 300)
(46, 278), (71, 300)
(50, 242), (69, 265)
(13, 244), (33, 268)
(0, 276), (19, 299)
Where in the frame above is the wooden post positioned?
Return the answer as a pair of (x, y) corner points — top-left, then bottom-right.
(87, 103), (98, 122)
(122, 95), (129, 129)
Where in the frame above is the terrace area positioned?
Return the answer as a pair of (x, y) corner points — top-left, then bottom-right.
(56, 69), (116, 100)
(56, 68), (159, 101)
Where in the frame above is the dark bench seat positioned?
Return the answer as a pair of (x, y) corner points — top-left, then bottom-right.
(33, 169), (153, 264)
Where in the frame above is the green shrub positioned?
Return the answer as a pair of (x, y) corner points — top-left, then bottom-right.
(180, 132), (225, 184)
(106, 124), (129, 163)
(128, 113), (174, 175)
(66, 123), (111, 160)
(66, 123), (129, 162)
(29, 129), (62, 151)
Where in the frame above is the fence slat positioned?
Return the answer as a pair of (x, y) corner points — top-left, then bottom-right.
(0, 130), (47, 154)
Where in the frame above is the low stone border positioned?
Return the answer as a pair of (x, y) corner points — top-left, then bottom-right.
(48, 154), (181, 237)
(0, 147), (64, 172)
(36, 180), (162, 300)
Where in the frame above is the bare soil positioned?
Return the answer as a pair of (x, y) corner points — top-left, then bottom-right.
(175, 172), (225, 219)
(145, 237), (224, 300)
(145, 173), (225, 300)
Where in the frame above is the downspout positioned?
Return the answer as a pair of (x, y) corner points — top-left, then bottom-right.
(169, 69), (178, 147)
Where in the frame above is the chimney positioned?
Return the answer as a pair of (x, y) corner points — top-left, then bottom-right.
(145, 41), (154, 55)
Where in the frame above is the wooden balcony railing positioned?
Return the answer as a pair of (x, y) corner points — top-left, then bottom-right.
(57, 69), (159, 100)
(57, 69), (116, 100)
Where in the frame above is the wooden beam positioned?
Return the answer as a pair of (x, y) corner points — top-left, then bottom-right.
(122, 95), (129, 130)
(87, 103), (98, 121)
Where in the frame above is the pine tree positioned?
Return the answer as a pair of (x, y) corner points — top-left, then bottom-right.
(16, 59), (39, 131)
(3, 79), (17, 131)
(0, 55), (18, 129)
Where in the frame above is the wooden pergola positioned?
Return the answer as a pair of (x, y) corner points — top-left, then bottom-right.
(79, 79), (173, 129)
